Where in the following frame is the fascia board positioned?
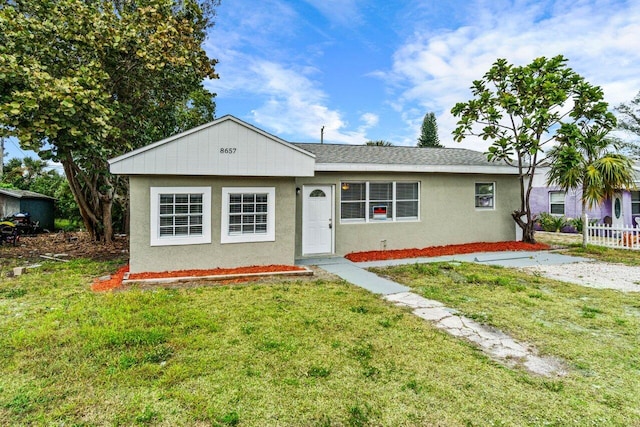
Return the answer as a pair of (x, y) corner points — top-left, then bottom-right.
(314, 163), (520, 175)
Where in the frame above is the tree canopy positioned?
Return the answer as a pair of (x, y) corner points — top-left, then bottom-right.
(451, 55), (615, 243)
(417, 112), (442, 147)
(616, 91), (640, 155)
(0, 0), (219, 241)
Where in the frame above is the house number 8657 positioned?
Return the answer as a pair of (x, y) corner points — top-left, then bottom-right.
(220, 148), (237, 154)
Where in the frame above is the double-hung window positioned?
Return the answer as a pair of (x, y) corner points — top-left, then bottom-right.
(221, 187), (275, 243)
(150, 187), (211, 246)
(475, 183), (495, 209)
(549, 191), (565, 215)
(340, 181), (419, 222)
(632, 191), (640, 215)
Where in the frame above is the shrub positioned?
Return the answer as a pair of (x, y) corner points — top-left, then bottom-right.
(536, 212), (567, 232)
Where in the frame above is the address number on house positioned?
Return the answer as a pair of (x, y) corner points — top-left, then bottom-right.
(220, 148), (237, 154)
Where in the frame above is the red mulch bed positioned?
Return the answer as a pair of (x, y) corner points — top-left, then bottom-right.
(92, 264), (306, 292)
(345, 241), (550, 262)
(92, 265), (129, 292)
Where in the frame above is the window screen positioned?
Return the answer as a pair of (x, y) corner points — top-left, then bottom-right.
(158, 193), (204, 237)
(475, 183), (494, 209)
(228, 193), (269, 235)
(549, 191), (565, 215)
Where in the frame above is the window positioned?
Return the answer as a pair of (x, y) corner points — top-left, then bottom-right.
(341, 182), (366, 220)
(475, 183), (495, 209)
(150, 187), (211, 246)
(369, 182), (392, 220)
(549, 191), (565, 215)
(340, 181), (419, 222)
(632, 191), (640, 215)
(221, 187), (275, 243)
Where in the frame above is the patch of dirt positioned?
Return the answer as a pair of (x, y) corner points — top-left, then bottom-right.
(0, 232), (129, 264)
(524, 262), (640, 292)
(346, 241), (550, 262)
(534, 231), (583, 247)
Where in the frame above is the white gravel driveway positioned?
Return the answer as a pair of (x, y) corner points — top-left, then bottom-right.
(524, 261), (640, 292)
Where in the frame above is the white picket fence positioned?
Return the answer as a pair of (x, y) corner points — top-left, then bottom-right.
(585, 219), (640, 250)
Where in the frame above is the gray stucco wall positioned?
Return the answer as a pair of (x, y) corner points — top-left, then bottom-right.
(294, 172), (520, 257)
(129, 176), (296, 273)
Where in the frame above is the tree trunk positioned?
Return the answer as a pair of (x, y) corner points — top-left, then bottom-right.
(61, 156), (114, 243)
(513, 210), (536, 243)
(102, 198), (113, 244)
(581, 190), (588, 248)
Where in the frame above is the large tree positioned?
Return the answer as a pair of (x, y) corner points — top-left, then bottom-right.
(451, 55), (615, 243)
(417, 112), (443, 147)
(0, 0), (218, 242)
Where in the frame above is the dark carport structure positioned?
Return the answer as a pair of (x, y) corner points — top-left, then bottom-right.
(0, 189), (56, 231)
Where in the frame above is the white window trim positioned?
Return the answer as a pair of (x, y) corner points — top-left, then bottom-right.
(150, 187), (211, 246)
(549, 191), (566, 216)
(221, 187), (276, 244)
(340, 181), (420, 224)
(475, 182), (496, 211)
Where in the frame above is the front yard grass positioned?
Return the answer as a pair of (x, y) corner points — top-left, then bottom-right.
(535, 230), (640, 265)
(1, 259), (639, 425)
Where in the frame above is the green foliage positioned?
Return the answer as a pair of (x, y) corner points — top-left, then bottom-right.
(536, 212), (567, 232)
(0, 0), (218, 241)
(365, 140), (394, 146)
(567, 216), (598, 233)
(451, 55), (615, 243)
(545, 122), (634, 216)
(616, 90), (640, 155)
(417, 112), (442, 147)
(1, 157), (48, 190)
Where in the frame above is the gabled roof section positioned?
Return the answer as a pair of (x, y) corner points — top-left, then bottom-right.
(109, 115), (315, 177)
(0, 189), (56, 200)
(292, 143), (518, 174)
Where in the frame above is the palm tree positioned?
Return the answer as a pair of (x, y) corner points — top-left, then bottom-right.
(365, 140), (394, 146)
(546, 123), (636, 245)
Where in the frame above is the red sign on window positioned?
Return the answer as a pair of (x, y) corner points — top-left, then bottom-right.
(373, 205), (387, 219)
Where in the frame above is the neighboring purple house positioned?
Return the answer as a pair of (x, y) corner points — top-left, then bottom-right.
(530, 165), (640, 229)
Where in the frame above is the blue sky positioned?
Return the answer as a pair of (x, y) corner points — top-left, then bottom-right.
(4, 0), (640, 163)
(204, 0), (640, 151)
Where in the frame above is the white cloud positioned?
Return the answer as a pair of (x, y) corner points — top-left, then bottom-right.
(206, 0), (376, 144)
(301, 0), (363, 27)
(242, 60), (374, 144)
(383, 0), (640, 150)
(360, 113), (379, 128)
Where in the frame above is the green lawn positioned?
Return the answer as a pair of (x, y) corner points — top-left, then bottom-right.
(1, 258), (639, 426)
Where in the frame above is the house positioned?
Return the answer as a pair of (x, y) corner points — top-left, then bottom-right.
(530, 165), (640, 228)
(109, 115), (521, 273)
(0, 188), (56, 231)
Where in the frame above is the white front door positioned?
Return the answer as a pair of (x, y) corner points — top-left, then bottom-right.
(302, 185), (334, 255)
(612, 192), (624, 227)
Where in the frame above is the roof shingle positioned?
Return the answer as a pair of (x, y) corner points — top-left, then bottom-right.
(292, 143), (508, 168)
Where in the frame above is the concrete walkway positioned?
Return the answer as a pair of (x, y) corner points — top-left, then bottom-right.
(297, 251), (586, 377)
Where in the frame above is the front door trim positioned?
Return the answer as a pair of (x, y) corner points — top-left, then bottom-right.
(302, 185), (335, 255)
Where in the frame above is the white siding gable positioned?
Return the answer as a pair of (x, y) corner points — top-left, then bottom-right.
(109, 116), (315, 177)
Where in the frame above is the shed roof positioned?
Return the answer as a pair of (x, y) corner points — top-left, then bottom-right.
(293, 143), (518, 174)
(0, 189), (56, 200)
